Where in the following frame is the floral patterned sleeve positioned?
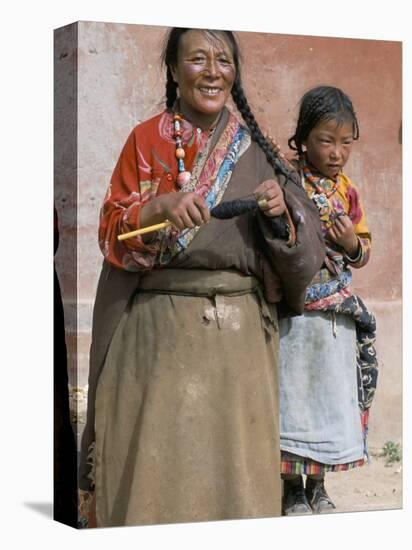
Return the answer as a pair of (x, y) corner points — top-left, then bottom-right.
(98, 129), (160, 271)
(342, 176), (371, 269)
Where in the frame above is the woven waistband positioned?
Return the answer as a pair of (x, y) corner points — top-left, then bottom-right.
(138, 269), (260, 297)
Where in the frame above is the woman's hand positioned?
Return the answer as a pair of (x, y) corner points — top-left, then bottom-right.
(327, 213), (359, 257)
(141, 192), (210, 232)
(254, 179), (286, 217)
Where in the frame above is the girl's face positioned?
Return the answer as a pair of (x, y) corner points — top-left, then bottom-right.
(303, 118), (354, 179)
(170, 30), (236, 129)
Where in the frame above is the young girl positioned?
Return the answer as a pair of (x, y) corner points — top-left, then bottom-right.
(279, 85), (378, 515)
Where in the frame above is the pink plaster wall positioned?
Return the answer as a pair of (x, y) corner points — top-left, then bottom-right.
(54, 22), (402, 447)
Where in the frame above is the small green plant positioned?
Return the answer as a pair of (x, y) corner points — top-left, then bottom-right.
(382, 441), (402, 466)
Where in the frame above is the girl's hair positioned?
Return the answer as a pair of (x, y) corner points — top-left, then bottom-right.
(161, 27), (291, 180)
(288, 85), (360, 157)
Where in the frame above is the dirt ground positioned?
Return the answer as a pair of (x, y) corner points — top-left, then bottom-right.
(319, 448), (402, 514)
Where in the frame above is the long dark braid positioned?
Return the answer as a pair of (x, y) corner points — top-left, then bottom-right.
(289, 85), (360, 157)
(165, 66), (178, 109)
(161, 27), (294, 183)
(231, 76), (292, 181)
(161, 28), (186, 109)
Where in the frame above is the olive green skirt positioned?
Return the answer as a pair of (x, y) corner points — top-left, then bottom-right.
(94, 269), (281, 527)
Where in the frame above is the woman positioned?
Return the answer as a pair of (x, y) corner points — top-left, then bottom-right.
(78, 27), (325, 528)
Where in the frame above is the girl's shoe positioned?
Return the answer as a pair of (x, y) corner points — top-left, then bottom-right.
(305, 479), (336, 514)
(282, 478), (313, 516)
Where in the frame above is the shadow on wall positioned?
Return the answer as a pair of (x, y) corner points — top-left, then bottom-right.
(54, 208), (78, 528)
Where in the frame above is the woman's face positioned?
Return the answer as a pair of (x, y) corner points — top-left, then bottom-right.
(303, 118), (354, 179)
(170, 30), (236, 129)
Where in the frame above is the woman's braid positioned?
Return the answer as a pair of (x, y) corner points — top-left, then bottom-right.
(231, 78), (293, 182)
(165, 67), (178, 109)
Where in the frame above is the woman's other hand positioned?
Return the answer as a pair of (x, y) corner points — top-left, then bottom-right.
(254, 179), (286, 217)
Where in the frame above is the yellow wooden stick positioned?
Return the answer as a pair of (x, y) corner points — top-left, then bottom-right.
(117, 220), (173, 241)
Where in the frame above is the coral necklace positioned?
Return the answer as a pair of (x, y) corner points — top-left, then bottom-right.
(172, 114), (192, 188)
(302, 164), (339, 198)
(302, 162), (339, 219)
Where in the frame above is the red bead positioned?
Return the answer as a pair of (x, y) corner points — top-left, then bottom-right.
(166, 173), (173, 181)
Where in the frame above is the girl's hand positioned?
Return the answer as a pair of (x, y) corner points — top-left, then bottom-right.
(327, 213), (359, 257)
(254, 179), (286, 217)
(141, 192), (210, 231)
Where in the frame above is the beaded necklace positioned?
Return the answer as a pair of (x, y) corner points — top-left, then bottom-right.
(172, 109), (220, 189)
(303, 164), (339, 197)
(302, 161), (339, 218)
(172, 114), (192, 188)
